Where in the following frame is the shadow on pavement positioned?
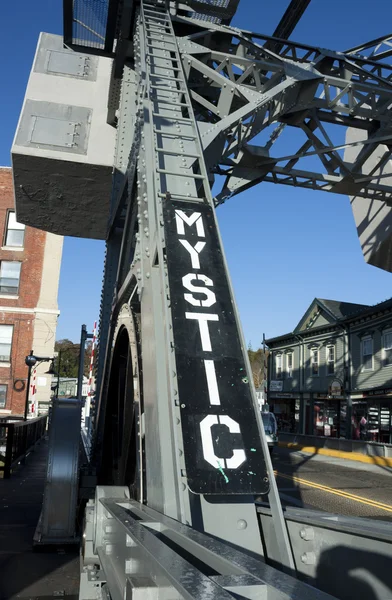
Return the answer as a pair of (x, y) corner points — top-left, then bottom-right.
(0, 438), (80, 600)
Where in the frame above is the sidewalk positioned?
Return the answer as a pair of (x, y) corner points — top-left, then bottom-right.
(279, 444), (392, 476)
(279, 440), (392, 468)
(0, 438), (79, 600)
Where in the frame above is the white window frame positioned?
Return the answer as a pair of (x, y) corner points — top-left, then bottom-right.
(286, 352), (293, 378)
(311, 348), (319, 377)
(0, 325), (13, 363)
(362, 336), (374, 372)
(0, 384), (7, 408)
(383, 329), (392, 367)
(4, 211), (25, 248)
(276, 353), (282, 379)
(327, 344), (335, 375)
(0, 261), (21, 296)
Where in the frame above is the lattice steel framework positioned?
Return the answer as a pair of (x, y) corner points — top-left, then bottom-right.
(75, 2), (392, 598)
(92, 0), (392, 552)
(169, 20), (392, 206)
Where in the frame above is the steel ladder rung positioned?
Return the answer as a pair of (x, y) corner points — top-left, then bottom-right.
(149, 63), (181, 72)
(152, 113), (193, 123)
(158, 192), (204, 202)
(153, 105), (189, 116)
(151, 98), (190, 108)
(143, 8), (167, 16)
(145, 26), (174, 34)
(149, 68), (182, 76)
(153, 128), (197, 139)
(150, 74), (184, 83)
(145, 28), (173, 37)
(144, 15), (170, 23)
(145, 22), (171, 29)
(157, 168), (205, 180)
(146, 50), (174, 58)
(145, 23), (171, 31)
(151, 103), (189, 113)
(145, 23), (173, 33)
(145, 23), (172, 31)
(143, 8), (168, 14)
(151, 85), (186, 93)
(146, 38), (177, 48)
(155, 146), (201, 159)
(147, 54), (180, 67)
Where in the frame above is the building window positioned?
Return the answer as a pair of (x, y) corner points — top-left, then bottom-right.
(0, 326), (13, 362)
(5, 211), (25, 248)
(287, 352), (293, 378)
(362, 336), (373, 371)
(327, 345), (335, 375)
(311, 348), (319, 376)
(0, 384), (7, 408)
(276, 354), (282, 379)
(0, 261), (21, 295)
(384, 330), (392, 367)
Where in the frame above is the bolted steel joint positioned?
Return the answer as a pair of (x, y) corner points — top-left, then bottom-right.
(299, 527), (315, 541)
(301, 552), (316, 565)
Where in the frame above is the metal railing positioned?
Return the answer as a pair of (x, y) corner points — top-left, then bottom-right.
(0, 415), (48, 478)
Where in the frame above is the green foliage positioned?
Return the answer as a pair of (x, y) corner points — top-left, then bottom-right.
(247, 346), (268, 388)
(54, 339), (93, 378)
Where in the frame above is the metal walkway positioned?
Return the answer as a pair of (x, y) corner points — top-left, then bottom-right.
(0, 438), (79, 600)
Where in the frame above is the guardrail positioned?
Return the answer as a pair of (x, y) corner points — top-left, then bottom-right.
(0, 415), (48, 478)
(257, 503), (392, 600)
(279, 432), (392, 458)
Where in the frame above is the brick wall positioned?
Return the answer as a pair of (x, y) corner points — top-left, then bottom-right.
(0, 167), (47, 415)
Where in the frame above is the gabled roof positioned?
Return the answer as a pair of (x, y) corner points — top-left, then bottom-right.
(317, 299), (370, 321)
(344, 296), (392, 323)
(293, 297), (370, 333)
(266, 297), (392, 347)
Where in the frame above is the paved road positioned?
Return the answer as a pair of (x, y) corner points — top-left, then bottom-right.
(272, 446), (392, 521)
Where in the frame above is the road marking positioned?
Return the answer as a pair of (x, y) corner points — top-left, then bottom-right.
(275, 471), (392, 513)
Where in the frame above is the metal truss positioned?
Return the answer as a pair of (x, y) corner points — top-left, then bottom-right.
(84, 3), (392, 597)
(346, 33), (392, 62)
(93, 0), (298, 571)
(165, 18), (392, 205)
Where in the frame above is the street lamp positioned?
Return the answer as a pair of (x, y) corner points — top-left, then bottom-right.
(51, 351), (62, 399)
(24, 351), (56, 420)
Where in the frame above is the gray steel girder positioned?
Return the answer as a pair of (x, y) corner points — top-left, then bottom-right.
(94, 0), (297, 573)
(258, 504), (392, 600)
(169, 18), (392, 205)
(87, 5), (392, 599)
(79, 488), (336, 600)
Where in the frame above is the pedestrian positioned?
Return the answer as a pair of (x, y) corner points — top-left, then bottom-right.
(359, 416), (367, 441)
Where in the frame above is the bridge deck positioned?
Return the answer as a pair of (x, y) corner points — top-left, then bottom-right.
(0, 438), (80, 600)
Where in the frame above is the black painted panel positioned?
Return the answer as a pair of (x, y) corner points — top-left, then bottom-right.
(164, 200), (269, 495)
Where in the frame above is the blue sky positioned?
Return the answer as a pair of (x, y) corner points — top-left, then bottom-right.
(1, 0), (392, 344)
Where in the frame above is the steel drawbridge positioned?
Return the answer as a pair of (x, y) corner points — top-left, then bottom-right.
(10, 0), (392, 599)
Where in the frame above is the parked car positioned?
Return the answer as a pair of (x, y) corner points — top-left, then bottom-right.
(261, 411), (278, 454)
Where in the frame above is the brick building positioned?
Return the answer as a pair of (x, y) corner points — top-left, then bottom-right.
(0, 167), (63, 416)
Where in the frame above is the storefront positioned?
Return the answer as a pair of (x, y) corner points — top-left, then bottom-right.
(311, 394), (343, 438)
(268, 393), (300, 433)
(351, 388), (392, 444)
